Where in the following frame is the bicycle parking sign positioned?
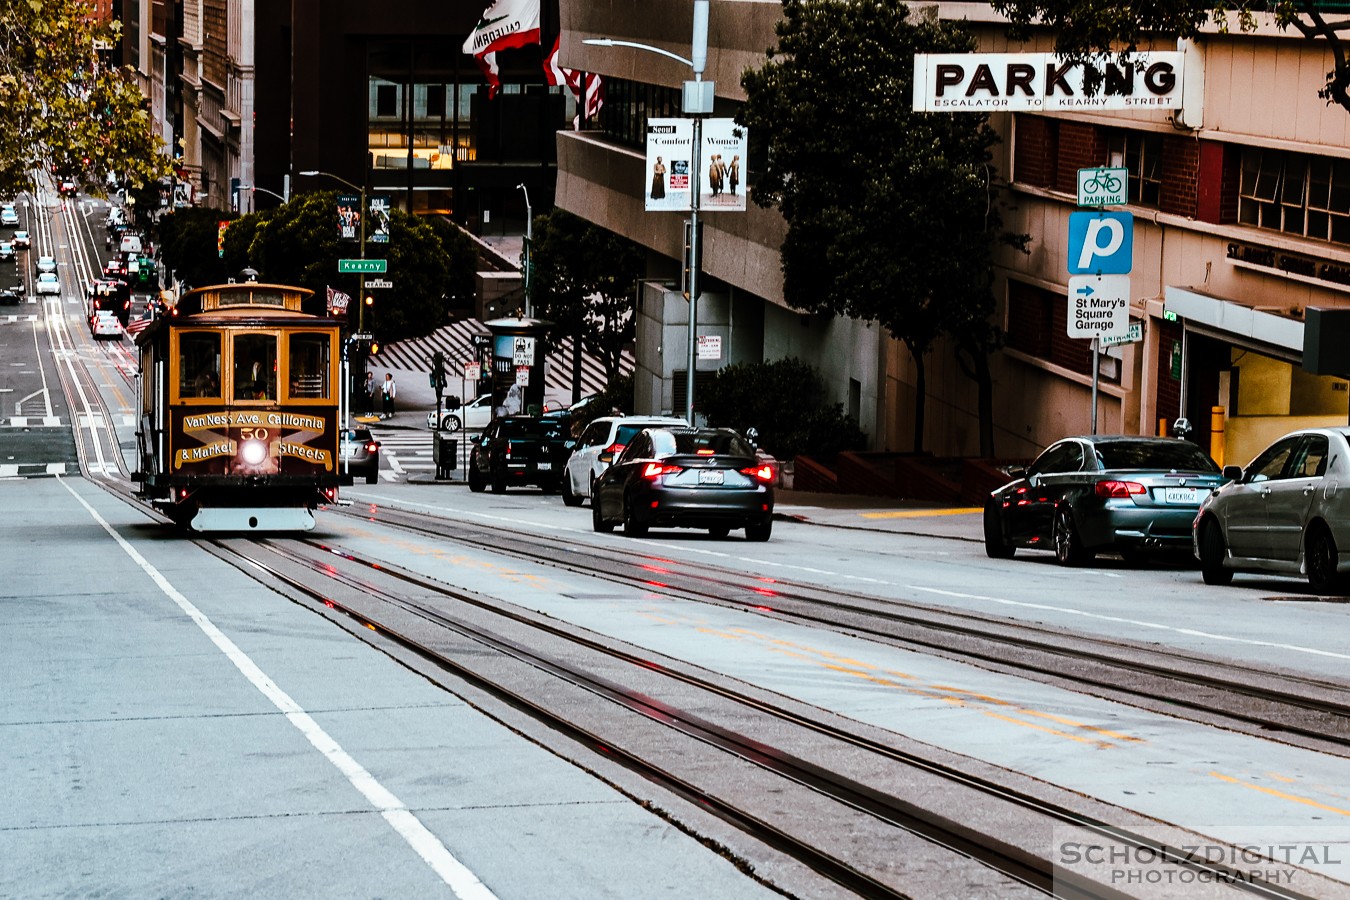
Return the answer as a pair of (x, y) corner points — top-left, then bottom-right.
(1077, 167), (1128, 207)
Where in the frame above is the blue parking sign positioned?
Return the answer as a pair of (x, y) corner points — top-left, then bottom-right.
(1068, 211), (1134, 274)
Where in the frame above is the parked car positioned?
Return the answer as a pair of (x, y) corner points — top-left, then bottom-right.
(89, 310), (121, 340)
(0, 282), (21, 305)
(34, 255), (56, 276)
(338, 427), (381, 484)
(591, 427), (776, 540)
(427, 393), (494, 431)
(0, 241), (13, 263)
(34, 272), (60, 295)
(1193, 427), (1350, 592)
(561, 414), (690, 506)
(984, 435), (1227, 565)
(11, 230), (29, 250)
(466, 415), (573, 493)
(0, 206), (18, 227)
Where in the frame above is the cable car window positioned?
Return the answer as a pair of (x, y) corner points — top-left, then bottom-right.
(179, 332), (221, 399)
(234, 333), (277, 400)
(288, 333), (329, 399)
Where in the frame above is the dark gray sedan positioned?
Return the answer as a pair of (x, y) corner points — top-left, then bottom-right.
(1194, 427), (1350, 593)
(984, 435), (1226, 565)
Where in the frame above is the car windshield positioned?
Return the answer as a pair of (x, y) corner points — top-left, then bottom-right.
(669, 430), (756, 458)
(1095, 441), (1219, 472)
(340, 429), (371, 442)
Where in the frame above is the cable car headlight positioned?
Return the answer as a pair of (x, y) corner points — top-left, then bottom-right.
(240, 439), (268, 465)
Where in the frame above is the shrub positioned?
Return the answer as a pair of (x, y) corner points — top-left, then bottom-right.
(701, 358), (867, 461)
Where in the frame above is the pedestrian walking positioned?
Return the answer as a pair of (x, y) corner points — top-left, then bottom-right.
(381, 373), (397, 418)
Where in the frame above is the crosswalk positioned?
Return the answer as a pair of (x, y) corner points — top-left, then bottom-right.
(363, 424), (453, 483)
(376, 319), (633, 399)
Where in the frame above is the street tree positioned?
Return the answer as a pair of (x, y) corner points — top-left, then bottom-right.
(990, 1), (1350, 113)
(157, 207), (238, 288)
(529, 208), (644, 400)
(0, 2), (170, 194)
(741, 0), (1025, 454)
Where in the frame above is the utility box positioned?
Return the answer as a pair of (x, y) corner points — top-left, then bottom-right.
(432, 434), (457, 480)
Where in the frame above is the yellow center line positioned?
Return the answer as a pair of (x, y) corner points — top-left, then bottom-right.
(984, 711), (1115, 749)
(1209, 771), (1350, 816)
(1014, 708), (1146, 742)
(861, 507), (982, 520)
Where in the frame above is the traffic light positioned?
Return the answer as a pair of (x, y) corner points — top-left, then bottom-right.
(364, 294), (374, 307)
(429, 350), (446, 392)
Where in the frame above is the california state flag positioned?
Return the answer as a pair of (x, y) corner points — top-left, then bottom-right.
(462, 0), (542, 98)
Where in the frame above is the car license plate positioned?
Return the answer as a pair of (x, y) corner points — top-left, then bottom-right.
(537, 461), (552, 471)
(1163, 487), (1207, 504)
(698, 470), (724, 484)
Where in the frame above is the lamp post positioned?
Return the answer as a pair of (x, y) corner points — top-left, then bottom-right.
(586, 0), (711, 425)
(299, 169), (367, 333)
(239, 183), (288, 212)
(517, 183), (532, 318)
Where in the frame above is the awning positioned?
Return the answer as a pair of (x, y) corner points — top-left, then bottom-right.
(1164, 285), (1304, 363)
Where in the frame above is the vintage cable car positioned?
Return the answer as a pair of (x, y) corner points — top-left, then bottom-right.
(132, 282), (350, 531)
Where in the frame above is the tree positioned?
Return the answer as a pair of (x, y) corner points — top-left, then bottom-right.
(741, 0), (1025, 454)
(0, 2), (170, 195)
(990, 1), (1350, 113)
(529, 208), (644, 399)
(157, 207), (237, 288)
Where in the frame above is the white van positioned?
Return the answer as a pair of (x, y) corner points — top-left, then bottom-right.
(118, 233), (142, 255)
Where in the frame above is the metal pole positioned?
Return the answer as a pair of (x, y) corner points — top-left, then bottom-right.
(1090, 337), (1100, 435)
(686, 115), (701, 426)
(358, 185), (367, 334)
(519, 184), (532, 318)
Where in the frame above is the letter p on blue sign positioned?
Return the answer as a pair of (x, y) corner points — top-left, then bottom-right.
(1068, 211), (1134, 274)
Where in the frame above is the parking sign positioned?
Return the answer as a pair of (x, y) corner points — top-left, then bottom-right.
(1068, 211), (1134, 274)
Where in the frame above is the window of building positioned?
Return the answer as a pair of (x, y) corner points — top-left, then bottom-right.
(1240, 147), (1350, 243)
(1107, 130), (1163, 206)
(376, 83), (398, 118)
(425, 84), (445, 118)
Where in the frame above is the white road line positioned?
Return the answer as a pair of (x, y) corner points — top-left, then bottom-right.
(57, 478), (499, 900)
(906, 585), (1350, 661)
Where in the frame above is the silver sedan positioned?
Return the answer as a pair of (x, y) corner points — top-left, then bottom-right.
(1193, 427), (1350, 592)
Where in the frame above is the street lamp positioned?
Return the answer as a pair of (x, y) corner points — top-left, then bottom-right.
(239, 183), (288, 212)
(299, 169), (367, 333)
(517, 183), (532, 318)
(586, 0), (712, 425)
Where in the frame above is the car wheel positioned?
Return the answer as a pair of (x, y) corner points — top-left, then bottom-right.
(623, 498), (648, 537)
(561, 476), (582, 507)
(982, 498), (1015, 559)
(745, 519), (772, 542)
(491, 467), (506, 494)
(1306, 525), (1346, 594)
(468, 463), (485, 493)
(1052, 506), (1093, 566)
(443, 415), (461, 431)
(591, 494), (614, 533)
(1198, 519), (1233, 586)
(708, 525), (731, 539)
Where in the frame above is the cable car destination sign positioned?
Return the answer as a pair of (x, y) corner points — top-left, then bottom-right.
(912, 52), (1184, 112)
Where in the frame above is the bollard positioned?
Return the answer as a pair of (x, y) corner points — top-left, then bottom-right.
(1210, 406), (1225, 467)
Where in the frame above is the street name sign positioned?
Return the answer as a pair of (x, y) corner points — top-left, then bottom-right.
(1067, 274), (1130, 340)
(338, 259), (387, 274)
(1077, 167), (1128, 207)
(365, 278), (393, 289)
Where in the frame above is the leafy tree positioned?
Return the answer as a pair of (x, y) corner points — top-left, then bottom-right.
(529, 208), (644, 399)
(741, 0), (1025, 454)
(0, 2), (171, 195)
(700, 358), (866, 462)
(158, 207), (238, 288)
(990, 1), (1350, 113)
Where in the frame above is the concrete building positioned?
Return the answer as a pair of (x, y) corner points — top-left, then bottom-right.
(556, 1), (1350, 468)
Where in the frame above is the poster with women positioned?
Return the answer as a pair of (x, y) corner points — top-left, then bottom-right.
(645, 118), (692, 212)
(645, 118), (747, 212)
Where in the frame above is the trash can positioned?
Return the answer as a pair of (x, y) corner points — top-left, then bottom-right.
(432, 433), (458, 480)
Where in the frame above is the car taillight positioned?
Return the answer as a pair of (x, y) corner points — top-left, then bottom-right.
(365, 442), (379, 452)
(600, 442), (625, 461)
(1095, 480), (1145, 498)
(740, 464), (775, 484)
(642, 462), (682, 479)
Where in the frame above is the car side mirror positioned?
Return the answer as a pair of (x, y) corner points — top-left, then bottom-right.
(1006, 465), (1028, 480)
(1222, 465), (1243, 482)
(564, 440), (577, 450)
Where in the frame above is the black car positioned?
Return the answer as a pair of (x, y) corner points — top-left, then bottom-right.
(467, 415), (572, 493)
(984, 435), (1227, 565)
(339, 427), (381, 484)
(592, 427), (775, 540)
(0, 282), (21, 305)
